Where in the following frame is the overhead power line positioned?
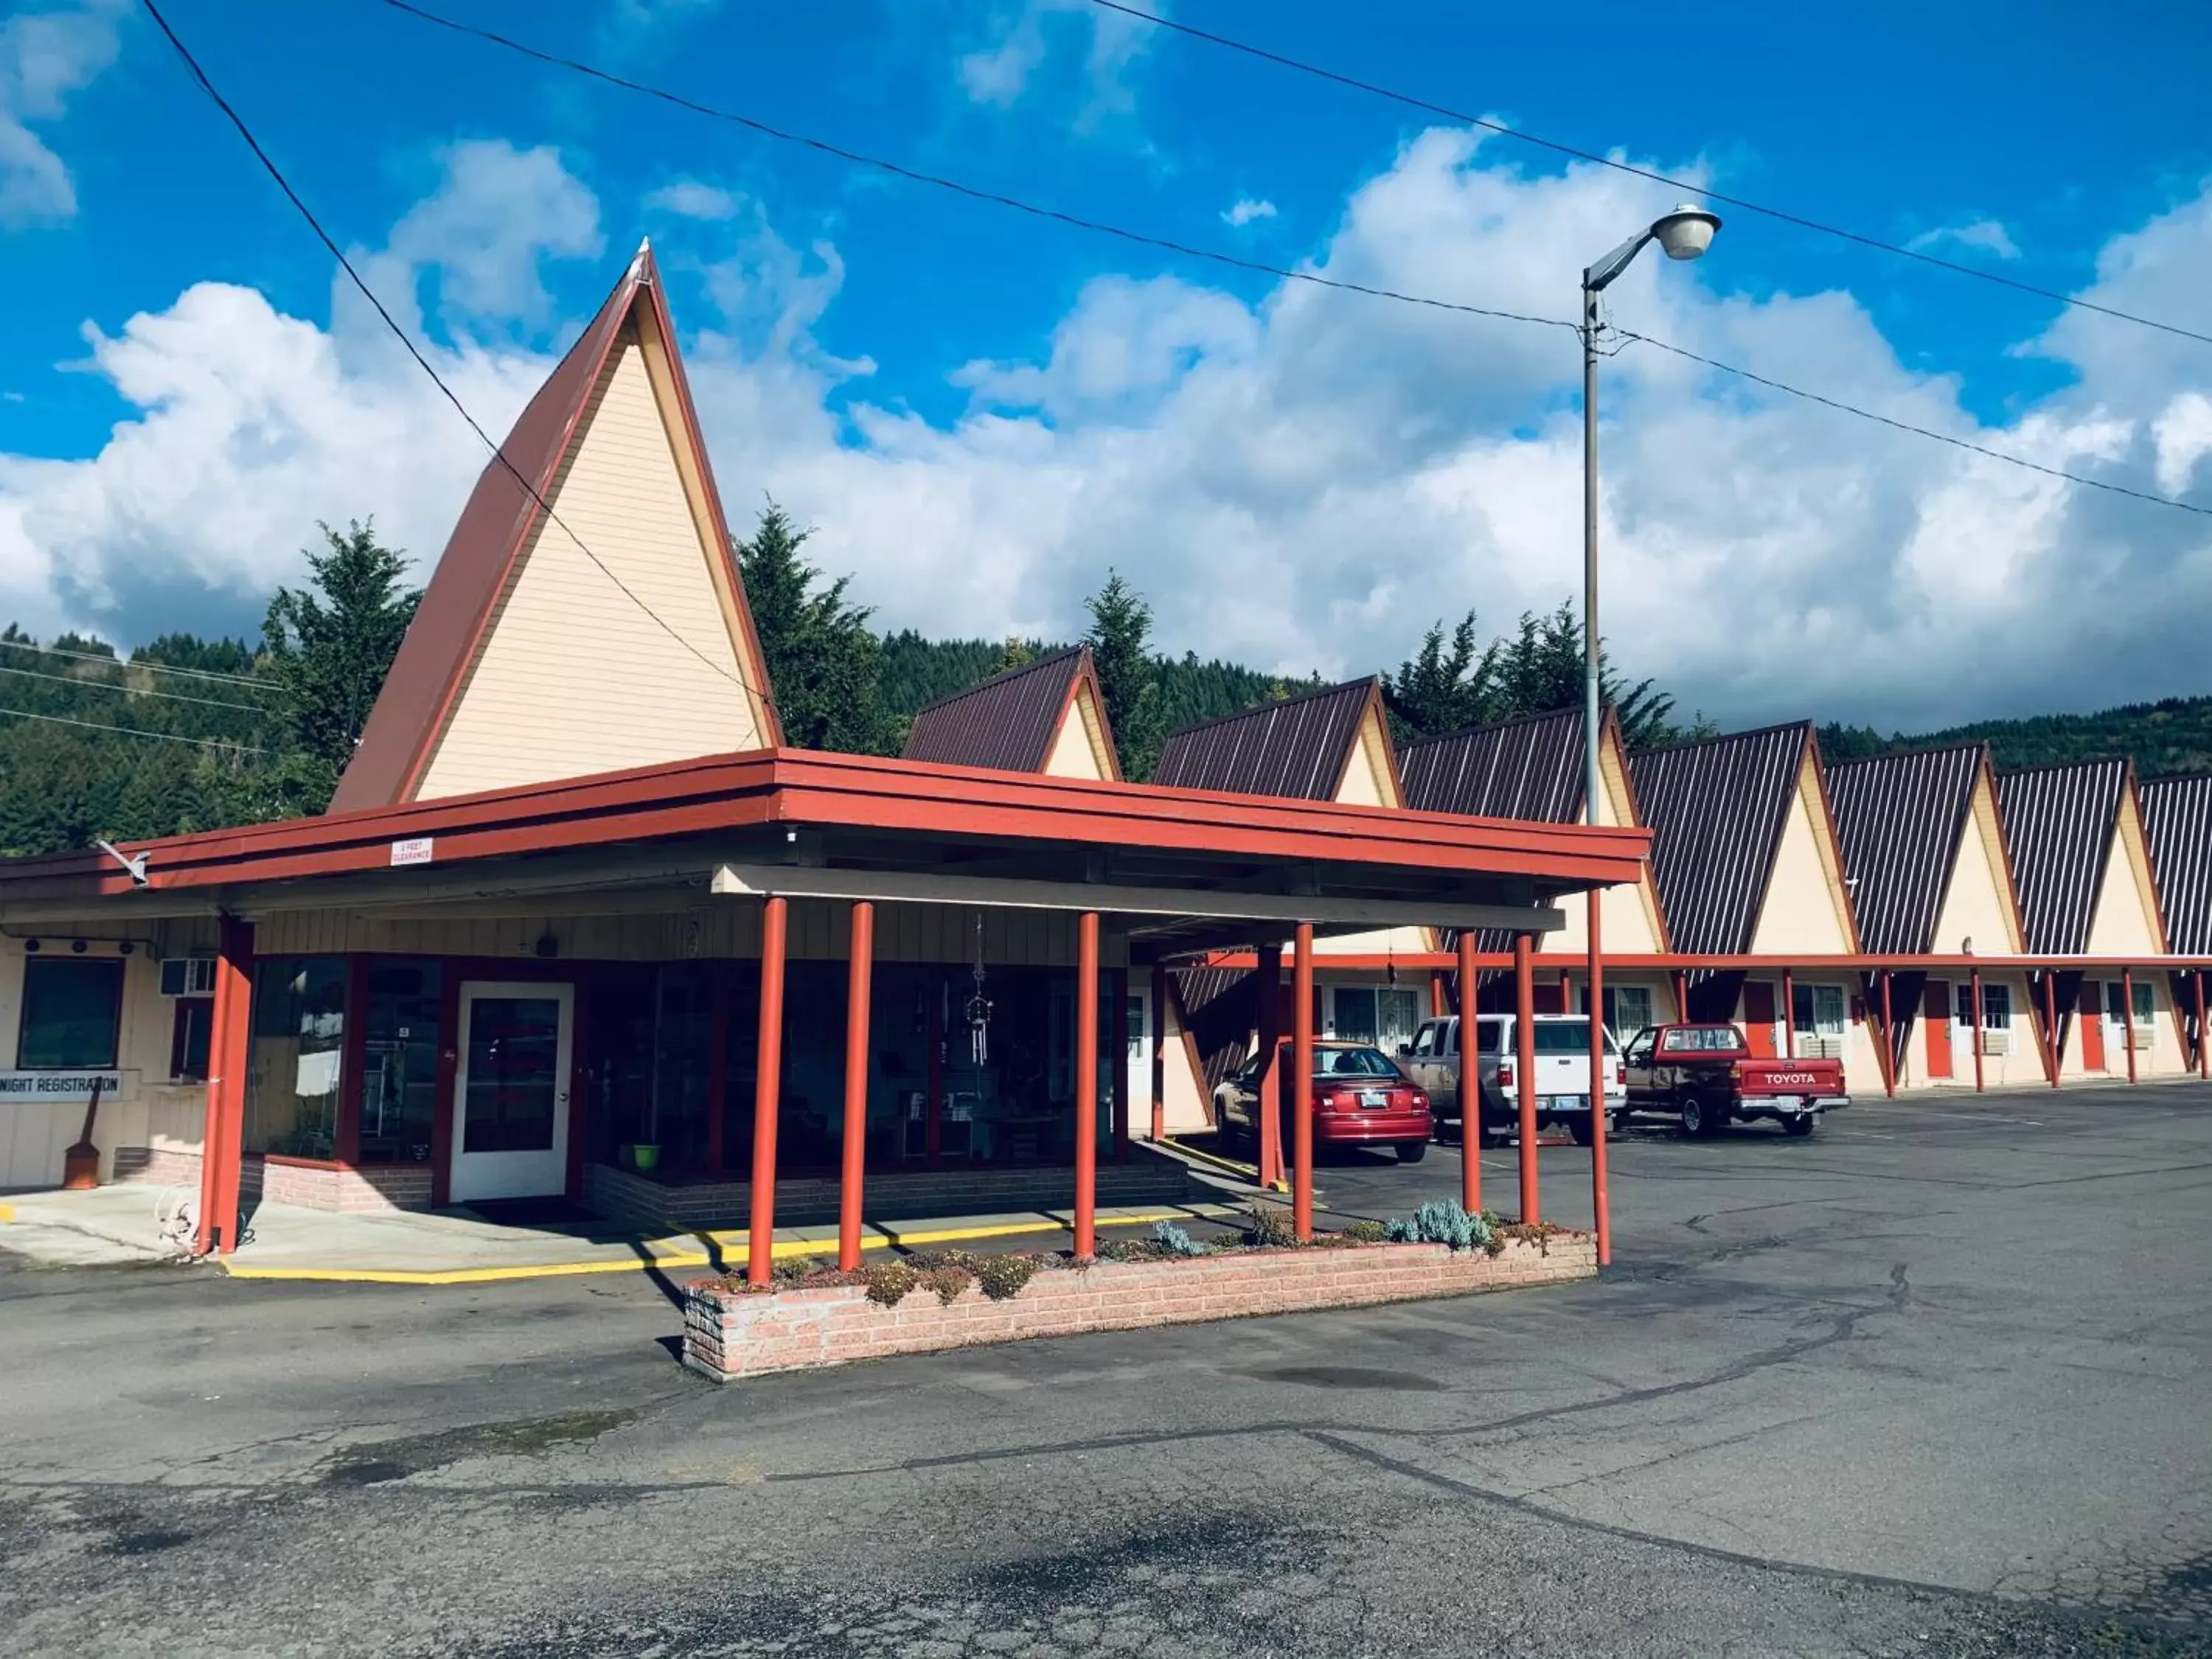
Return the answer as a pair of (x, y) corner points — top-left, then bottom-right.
(141, 0), (782, 721)
(0, 705), (268, 754)
(0, 659), (278, 712)
(1083, 0), (2212, 352)
(0, 636), (281, 691)
(375, 0), (1573, 333)
(367, 0), (2212, 524)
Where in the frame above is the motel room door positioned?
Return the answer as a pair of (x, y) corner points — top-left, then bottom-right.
(451, 981), (574, 1203)
(1742, 982), (1778, 1057)
(1923, 981), (1954, 1079)
(1125, 983), (1152, 1116)
(2080, 982), (2107, 1072)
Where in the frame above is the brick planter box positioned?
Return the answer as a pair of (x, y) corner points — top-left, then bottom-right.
(684, 1234), (1596, 1381)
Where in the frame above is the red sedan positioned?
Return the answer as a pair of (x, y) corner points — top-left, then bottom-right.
(1213, 1040), (1433, 1164)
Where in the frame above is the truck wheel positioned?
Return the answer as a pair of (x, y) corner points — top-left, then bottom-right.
(1568, 1116), (1595, 1147)
(1680, 1096), (1719, 1138)
(1396, 1140), (1427, 1164)
(1784, 1115), (1815, 1138)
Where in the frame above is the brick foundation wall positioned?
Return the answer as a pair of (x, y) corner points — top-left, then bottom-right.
(112, 1146), (203, 1188)
(685, 1235), (1596, 1380)
(588, 1149), (1193, 1234)
(252, 1158), (435, 1214)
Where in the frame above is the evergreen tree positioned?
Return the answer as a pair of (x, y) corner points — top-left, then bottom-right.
(1082, 571), (1168, 780)
(260, 521), (420, 808)
(734, 502), (901, 757)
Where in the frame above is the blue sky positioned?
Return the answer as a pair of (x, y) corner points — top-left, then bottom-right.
(2, 0), (2211, 730)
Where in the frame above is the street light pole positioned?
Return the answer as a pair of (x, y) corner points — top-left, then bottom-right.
(1579, 203), (1719, 1267)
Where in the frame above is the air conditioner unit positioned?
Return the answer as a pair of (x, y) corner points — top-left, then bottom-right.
(1801, 1035), (1844, 1060)
(1979, 1031), (2011, 1057)
(158, 957), (216, 998)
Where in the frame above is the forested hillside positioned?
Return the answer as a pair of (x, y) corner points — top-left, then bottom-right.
(1820, 697), (2212, 778)
(881, 629), (1293, 731)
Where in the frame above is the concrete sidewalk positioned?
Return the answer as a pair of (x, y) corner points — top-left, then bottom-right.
(0, 1183), (1241, 1284)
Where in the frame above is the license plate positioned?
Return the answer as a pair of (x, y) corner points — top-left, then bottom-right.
(1358, 1090), (1388, 1108)
(1542, 1094), (1587, 1110)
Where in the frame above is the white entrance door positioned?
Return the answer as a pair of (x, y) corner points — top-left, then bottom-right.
(1126, 985), (1152, 1119)
(451, 981), (574, 1203)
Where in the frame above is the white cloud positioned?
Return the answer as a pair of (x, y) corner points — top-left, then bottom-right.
(645, 179), (740, 220)
(1222, 197), (1276, 228)
(1907, 218), (2023, 260)
(5, 133), (2211, 736)
(0, 0), (123, 227)
(959, 0), (1161, 128)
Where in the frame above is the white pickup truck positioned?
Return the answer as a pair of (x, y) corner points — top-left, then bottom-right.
(1400, 1013), (1625, 1147)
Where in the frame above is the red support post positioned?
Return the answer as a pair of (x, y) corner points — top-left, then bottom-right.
(1430, 970), (1447, 1018)
(1292, 922), (1315, 1242)
(837, 900), (874, 1273)
(1782, 967), (1797, 1060)
(1879, 970), (1897, 1098)
(1110, 967), (1130, 1162)
(1588, 891), (1610, 1267)
(1074, 911), (1100, 1259)
(1253, 943), (1283, 1189)
(1671, 969), (1688, 1023)
(1149, 961), (1167, 1142)
(2197, 971), (2209, 1081)
(1458, 928), (1480, 1214)
(2123, 965), (2138, 1085)
(2043, 974), (2062, 1089)
(1515, 931), (1540, 1225)
(195, 916), (254, 1256)
(1970, 967), (1986, 1093)
(746, 895), (788, 1287)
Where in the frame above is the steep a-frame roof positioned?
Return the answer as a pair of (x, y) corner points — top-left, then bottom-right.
(901, 647), (1121, 779)
(1153, 678), (1402, 804)
(331, 243), (779, 813)
(1994, 759), (2129, 955)
(1402, 706), (1587, 822)
(1825, 745), (1989, 955)
(1629, 722), (1850, 956)
(2140, 773), (2212, 954)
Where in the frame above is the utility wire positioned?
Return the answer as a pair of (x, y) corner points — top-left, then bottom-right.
(369, 0), (2211, 524)
(0, 660), (278, 712)
(0, 636), (281, 691)
(142, 0), (782, 720)
(0, 705), (268, 754)
(1084, 0), (2212, 352)
(1613, 329), (2212, 518)
(375, 0), (1573, 333)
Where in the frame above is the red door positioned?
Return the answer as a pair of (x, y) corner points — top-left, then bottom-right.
(1742, 982), (1778, 1057)
(2080, 983), (2106, 1071)
(1924, 982), (1953, 1079)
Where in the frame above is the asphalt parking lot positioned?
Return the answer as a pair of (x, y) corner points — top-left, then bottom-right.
(2, 1082), (2208, 1656)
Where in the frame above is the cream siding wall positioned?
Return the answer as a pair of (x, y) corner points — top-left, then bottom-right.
(1321, 706), (1434, 959)
(1749, 765), (1857, 956)
(1041, 692), (1108, 781)
(1542, 742), (1665, 955)
(1159, 993), (1211, 1135)
(415, 331), (767, 801)
(1930, 782), (2026, 958)
(2084, 807), (2165, 959)
(0, 931), (209, 1189)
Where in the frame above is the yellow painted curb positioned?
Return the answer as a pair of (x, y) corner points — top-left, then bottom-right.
(214, 1208), (1220, 1287)
(0, 1203), (15, 1224)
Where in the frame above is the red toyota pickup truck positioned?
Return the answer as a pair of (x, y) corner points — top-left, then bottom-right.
(1619, 1023), (1850, 1138)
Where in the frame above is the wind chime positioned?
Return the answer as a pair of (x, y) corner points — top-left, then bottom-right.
(965, 913), (993, 1065)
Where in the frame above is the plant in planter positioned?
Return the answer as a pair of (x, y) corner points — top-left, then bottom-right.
(631, 1144), (661, 1172)
(1384, 1199), (1492, 1253)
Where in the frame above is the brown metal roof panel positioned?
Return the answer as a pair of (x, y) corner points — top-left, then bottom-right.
(1153, 679), (1377, 801)
(1401, 707), (1585, 822)
(2140, 773), (2212, 955)
(1629, 723), (1808, 956)
(1994, 759), (2126, 955)
(1824, 745), (1983, 956)
(901, 647), (1087, 774)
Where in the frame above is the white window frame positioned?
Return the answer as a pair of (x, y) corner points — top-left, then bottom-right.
(159, 956), (218, 998)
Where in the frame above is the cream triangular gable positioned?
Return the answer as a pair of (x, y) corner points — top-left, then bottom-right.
(1322, 694), (1431, 954)
(2084, 790), (2168, 956)
(414, 317), (773, 800)
(1930, 769), (2026, 956)
(1749, 748), (1857, 956)
(1545, 718), (1666, 955)
(1041, 679), (1116, 781)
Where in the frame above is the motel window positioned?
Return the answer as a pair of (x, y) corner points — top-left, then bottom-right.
(1329, 987), (1422, 1053)
(1790, 984), (1846, 1037)
(243, 958), (347, 1161)
(1590, 984), (1653, 1041)
(16, 957), (123, 1069)
(2106, 980), (2154, 1029)
(169, 998), (213, 1082)
(1982, 983), (2012, 1030)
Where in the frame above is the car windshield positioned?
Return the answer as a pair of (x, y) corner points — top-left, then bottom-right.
(1312, 1046), (1399, 1079)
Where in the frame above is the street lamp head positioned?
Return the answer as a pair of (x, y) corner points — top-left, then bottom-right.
(1651, 204), (1721, 261)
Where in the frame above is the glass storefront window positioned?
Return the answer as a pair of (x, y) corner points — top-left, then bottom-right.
(243, 958), (346, 1159)
(17, 957), (122, 1068)
(359, 961), (440, 1164)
